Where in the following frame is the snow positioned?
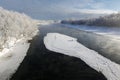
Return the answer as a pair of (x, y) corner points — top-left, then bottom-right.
(0, 7), (40, 80)
(0, 7), (38, 50)
(44, 33), (120, 80)
(0, 39), (30, 80)
(38, 20), (56, 25)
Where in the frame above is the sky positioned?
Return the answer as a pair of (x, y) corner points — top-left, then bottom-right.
(0, 0), (119, 20)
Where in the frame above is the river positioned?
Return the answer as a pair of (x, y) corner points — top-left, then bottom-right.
(10, 23), (107, 80)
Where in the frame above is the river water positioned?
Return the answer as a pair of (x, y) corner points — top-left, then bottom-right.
(64, 24), (120, 39)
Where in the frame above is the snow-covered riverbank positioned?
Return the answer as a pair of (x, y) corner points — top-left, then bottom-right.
(0, 7), (39, 80)
(44, 33), (120, 80)
(0, 39), (30, 80)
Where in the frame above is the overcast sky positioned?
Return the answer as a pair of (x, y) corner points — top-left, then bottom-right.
(0, 0), (119, 20)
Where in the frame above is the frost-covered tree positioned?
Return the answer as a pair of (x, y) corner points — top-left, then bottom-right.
(0, 7), (39, 50)
(61, 13), (120, 27)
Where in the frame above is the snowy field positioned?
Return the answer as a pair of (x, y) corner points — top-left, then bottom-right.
(44, 33), (120, 80)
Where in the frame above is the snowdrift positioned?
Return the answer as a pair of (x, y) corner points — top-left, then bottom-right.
(44, 33), (120, 80)
(0, 7), (38, 51)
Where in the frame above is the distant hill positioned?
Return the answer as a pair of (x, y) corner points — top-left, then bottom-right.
(61, 13), (120, 27)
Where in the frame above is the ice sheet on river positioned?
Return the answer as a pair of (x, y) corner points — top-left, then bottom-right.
(44, 33), (120, 80)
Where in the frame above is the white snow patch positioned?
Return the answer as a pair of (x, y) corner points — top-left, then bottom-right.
(44, 33), (120, 80)
(0, 39), (30, 80)
(38, 20), (55, 25)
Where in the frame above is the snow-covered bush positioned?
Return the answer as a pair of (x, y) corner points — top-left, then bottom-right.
(0, 7), (39, 50)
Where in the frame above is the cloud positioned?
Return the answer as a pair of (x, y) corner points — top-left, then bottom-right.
(75, 9), (118, 14)
(73, 0), (105, 9)
(0, 0), (119, 20)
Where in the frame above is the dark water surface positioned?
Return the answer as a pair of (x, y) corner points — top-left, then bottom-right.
(11, 23), (107, 80)
(63, 24), (120, 37)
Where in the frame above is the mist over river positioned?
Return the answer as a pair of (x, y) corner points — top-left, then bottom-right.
(63, 24), (120, 39)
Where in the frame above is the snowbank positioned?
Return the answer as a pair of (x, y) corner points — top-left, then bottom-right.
(44, 33), (120, 80)
(0, 39), (30, 80)
(0, 7), (39, 80)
